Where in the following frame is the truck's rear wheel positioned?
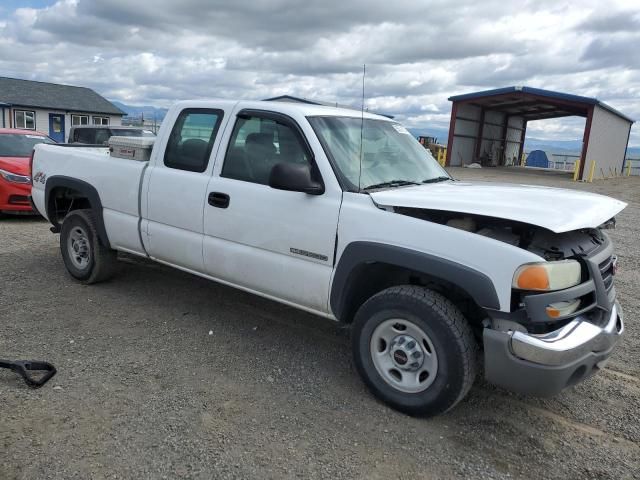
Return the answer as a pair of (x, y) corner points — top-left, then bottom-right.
(60, 209), (117, 284)
(352, 285), (477, 416)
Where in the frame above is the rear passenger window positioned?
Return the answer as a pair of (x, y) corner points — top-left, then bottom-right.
(164, 109), (223, 172)
(221, 115), (310, 185)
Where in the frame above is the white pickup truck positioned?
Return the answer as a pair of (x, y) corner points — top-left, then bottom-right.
(30, 100), (626, 416)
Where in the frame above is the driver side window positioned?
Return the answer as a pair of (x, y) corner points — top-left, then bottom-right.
(222, 115), (310, 185)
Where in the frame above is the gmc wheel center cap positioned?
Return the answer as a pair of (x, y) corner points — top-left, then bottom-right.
(389, 334), (424, 371)
(393, 350), (408, 365)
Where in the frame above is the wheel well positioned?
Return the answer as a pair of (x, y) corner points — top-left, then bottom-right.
(47, 186), (92, 226)
(338, 263), (486, 329)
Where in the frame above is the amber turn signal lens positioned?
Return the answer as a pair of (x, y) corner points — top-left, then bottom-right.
(546, 299), (581, 319)
(516, 265), (549, 290)
(545, 307), (561, 318)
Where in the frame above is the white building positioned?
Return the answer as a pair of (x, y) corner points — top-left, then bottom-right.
(0, 77), (125, 143)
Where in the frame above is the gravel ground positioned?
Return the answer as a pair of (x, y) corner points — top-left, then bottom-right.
(1, 168), (639, 479)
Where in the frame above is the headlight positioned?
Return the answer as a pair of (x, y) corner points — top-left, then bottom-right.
(0, 168), (31, 184)
(512, 260), (581, 291)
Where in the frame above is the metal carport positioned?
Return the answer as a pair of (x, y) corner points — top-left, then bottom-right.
(445, 86), (634, 181)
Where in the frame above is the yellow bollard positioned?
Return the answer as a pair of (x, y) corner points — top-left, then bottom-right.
(442, 148), (447, 167)
(627, 162), (632, 176)
(588, 160), (596, 183)
(573, 159), (581, 181)
(521, 152), (526, 167)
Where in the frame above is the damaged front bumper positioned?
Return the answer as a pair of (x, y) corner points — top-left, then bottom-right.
(483, 301), (624, 396)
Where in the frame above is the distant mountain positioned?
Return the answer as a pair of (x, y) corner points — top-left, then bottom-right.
(406, 130), (640, 158)
(110, 101), (168, 122)
(524, 138), (640, 157)
(524, 138), (583, 154)
(627, 147), (640, 157)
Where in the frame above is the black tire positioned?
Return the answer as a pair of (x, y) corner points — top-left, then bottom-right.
(352, 285), (477, 416)
(60, 209), (117, 284)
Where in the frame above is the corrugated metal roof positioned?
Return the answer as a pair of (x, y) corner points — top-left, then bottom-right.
(0, 77), (125, 115)
(448, 86), (634, 123)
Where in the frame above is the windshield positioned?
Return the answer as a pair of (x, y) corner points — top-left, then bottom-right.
(308, 116), (449, 191)
(0, 133), (55, 157)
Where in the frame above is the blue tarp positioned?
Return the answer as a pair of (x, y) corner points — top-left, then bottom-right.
(526, 150), (549, 168)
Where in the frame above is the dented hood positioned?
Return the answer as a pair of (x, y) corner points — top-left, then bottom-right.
(369, 181), (627, 233)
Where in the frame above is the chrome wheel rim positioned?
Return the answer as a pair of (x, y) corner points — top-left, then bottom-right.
(67, 226), (91, 270)
(370, 318), (438, 393)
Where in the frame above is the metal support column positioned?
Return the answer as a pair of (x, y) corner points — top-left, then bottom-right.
(445, 103), (458, 166)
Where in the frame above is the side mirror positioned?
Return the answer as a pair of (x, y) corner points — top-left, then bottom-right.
(269, 162), (324, 195)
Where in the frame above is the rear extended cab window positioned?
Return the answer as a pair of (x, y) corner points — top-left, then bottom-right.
(163, 109), (224, 172)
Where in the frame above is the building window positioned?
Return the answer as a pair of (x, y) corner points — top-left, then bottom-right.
(72, 115), (89, 126)
(14, 110), (35, 130)
(92, 116), (109, 126)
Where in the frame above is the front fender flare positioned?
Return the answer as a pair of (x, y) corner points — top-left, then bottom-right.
(330, 241), (500, 320)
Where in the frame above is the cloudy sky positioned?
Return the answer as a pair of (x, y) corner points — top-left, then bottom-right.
(0, 0), (638, 144)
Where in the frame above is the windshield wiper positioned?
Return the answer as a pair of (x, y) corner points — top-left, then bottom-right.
(362, 180), (420, 191)
(422, 176), (452, 184)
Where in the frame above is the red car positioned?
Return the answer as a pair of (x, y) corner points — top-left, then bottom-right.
(0, 128), (56, 214)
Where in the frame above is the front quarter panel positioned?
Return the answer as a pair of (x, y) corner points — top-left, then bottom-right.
(333, 192), (544, 313)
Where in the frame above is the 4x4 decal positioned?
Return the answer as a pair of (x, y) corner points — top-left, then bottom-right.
(33, 171), (47, 184)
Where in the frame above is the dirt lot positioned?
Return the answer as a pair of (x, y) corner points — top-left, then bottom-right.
(1, 168), (639, 479)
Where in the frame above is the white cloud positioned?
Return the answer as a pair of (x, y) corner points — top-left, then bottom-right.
(0, 0), (638, 144)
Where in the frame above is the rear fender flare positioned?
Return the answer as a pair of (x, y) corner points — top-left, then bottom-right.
(45, 175), (110, 248)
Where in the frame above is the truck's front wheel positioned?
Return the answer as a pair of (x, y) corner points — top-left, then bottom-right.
(352, 286), (477, 416)
(60, 209), (117, 284)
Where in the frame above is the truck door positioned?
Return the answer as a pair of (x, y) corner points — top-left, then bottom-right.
(203, 109), (342, 313)
(145, 108), (226, 272)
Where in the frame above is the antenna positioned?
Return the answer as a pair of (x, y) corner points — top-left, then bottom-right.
(358, 64), (366, 192)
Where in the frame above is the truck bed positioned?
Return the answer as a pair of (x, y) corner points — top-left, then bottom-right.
(31, 143), (148, 255)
